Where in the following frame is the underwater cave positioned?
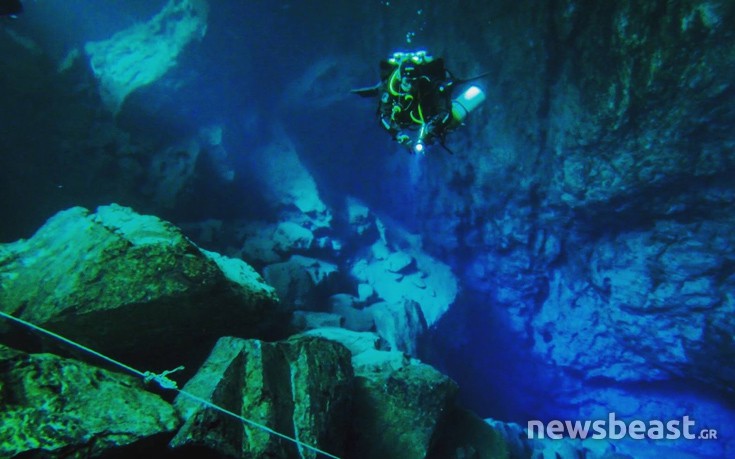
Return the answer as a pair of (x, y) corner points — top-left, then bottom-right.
(1, 1), (734, 458)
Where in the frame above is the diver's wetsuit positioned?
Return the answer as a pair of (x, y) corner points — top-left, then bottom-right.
(376, 54), (455, 149)
(354, 50), (490, 154)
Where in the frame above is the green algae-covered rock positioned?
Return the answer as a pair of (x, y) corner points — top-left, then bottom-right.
(0, 204), (281, 368)
(171, 335), (352, 458)
(0, 344), (179, 458)
(428, 408), (509, 459)
(171, 337), (290, 457)
(281, 336), (354, 458)
(348, 362), (459, 459)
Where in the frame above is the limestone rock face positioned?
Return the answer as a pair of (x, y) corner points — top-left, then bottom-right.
(0, 344), (179, 458)
(485, 418), (632, 459)
(545, 1), (735, 212)
(533, 217), (735, 391)
(144, 139), (202, 208)
(0, 205), (282, 368)
(284, 56), (362, 109)
(397, 4), (735, 451)
(170, 335), (353, 459)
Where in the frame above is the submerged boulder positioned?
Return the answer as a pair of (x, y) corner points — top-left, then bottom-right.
(170, 335), (353, 458)
(263, 255), (339, 310)
(0, 344), (179, 458)
(0, 204), (282, 369)
(291, 310), (344, 330)
(328, 293), (375, 332)
(367, 300), (427, 355)
(84, 0), (209, 114)
(351, 241), (458, 327)
(272, 221), (315, 253)
(345, 197), (376, 239)
(348, 214), (459, 328)
(303, 327), (381, 356)
(234, 221), (284, 267)
(428, 409), (510, 459)
(348, 362), (459, 459)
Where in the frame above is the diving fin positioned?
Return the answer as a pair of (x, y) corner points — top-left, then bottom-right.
(439, 140), (455, 155)
(351, 84), (381, 98)
(454, 71), (492, 84)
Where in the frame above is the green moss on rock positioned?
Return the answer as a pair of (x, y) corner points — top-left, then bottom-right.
(0, 344), (178, 458)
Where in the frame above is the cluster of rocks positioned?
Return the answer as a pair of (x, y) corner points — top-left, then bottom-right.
(0, 205), (504, 458)
(182, 147), (459, 358)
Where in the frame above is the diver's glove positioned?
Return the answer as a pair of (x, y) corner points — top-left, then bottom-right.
(396, 133), (412, 146)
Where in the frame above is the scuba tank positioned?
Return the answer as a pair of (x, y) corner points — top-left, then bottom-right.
(450, 85), (486, 127)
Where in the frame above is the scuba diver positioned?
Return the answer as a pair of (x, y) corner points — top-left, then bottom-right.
(352, 50), (486, 154)
(0, 0), (22, 18)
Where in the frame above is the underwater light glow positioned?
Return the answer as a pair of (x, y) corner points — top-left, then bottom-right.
(465, 85), (482, 98)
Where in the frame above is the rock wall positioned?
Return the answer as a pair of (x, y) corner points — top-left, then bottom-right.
(403, 1), (735, 457)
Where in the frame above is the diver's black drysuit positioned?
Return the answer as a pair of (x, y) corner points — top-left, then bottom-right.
(376, 57), (454, 145)
(354, 54), (456, 151)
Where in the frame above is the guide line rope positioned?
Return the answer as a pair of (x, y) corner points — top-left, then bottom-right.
(0, 310), (341, 459)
